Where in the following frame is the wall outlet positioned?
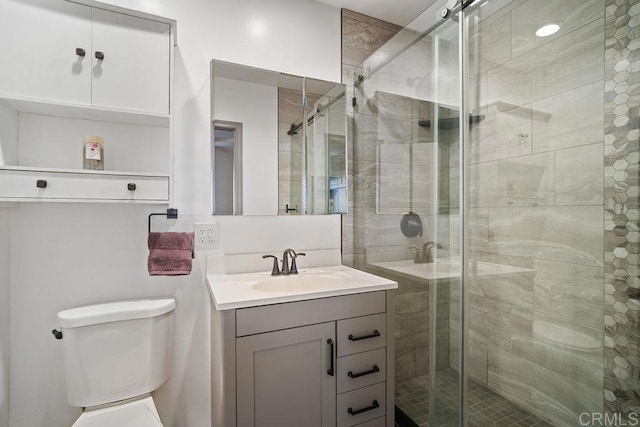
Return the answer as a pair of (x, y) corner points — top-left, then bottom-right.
(194, 222), (220, 249)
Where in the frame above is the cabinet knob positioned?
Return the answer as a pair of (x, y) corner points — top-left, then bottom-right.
(75, 48), (86, 57)
(127, 183), (136, 191)
(36, 179), (47, 189)
(95, 51), (104, 61)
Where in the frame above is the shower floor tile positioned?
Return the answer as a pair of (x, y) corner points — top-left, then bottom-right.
(395, 369), (553, 427)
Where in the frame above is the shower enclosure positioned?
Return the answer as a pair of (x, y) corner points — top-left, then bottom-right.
(344, 0), (639, 425)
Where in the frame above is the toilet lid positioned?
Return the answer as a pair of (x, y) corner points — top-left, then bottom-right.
(73, 396), (163, 427)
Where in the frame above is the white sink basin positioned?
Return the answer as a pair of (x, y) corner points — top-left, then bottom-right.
(252, 270), (353, 292)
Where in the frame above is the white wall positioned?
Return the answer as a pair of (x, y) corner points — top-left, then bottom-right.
(214, 77), (278, 215)
(0, 103), (18, 166)
(6, 0), (341, 426)
(0, 209), (9, 427)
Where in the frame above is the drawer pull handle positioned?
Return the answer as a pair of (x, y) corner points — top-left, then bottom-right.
(348, 329), (380, 341)
(95, 51), (104, 61)
(127, 183), (137, 191)
(36, 179), (47, 189)
(348, 364), (380, 379)
(76, 48), (86, 57)
(327, 338), (334, 376)
(347, 400), (379, 416)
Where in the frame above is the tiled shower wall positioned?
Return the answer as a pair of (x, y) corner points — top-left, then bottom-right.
(341, 10), (454, 382)
(604, 0), (640, 417)
(341, 8), (403, 268)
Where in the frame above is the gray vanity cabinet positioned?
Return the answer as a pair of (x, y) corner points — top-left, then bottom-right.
(211, 290), (395, 427)
(236, 322), (336, 427)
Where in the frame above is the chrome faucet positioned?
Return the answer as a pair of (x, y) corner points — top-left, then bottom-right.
(423, 241), (443, 263)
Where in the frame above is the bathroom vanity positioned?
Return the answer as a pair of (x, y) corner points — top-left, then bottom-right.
(207, 255), (397, 427)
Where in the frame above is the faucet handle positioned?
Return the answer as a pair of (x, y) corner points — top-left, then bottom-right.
(290, 252), (306, 274)
(262, 255), (281, 276)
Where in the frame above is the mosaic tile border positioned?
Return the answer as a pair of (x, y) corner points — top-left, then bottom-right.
(604, 0), (640, 417)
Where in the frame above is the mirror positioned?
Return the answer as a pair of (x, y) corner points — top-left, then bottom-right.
(211, 59), (347, 215)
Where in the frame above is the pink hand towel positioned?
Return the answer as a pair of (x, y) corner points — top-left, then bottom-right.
(148, 232), (195, 276)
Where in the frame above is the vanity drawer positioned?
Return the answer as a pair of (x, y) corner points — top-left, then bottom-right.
(337, 348), (386, 394)
(0, 168), (169, 201)
(236, 291), (386, 336)
(337, 382), (386, 427)
(337, 313), (387, 356)
(355, 417), (385, 427)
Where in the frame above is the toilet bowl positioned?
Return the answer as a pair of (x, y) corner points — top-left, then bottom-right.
(56, 298), (175, 427)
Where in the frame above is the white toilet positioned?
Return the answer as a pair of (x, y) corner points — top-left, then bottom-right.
(56, 298), (176, 427)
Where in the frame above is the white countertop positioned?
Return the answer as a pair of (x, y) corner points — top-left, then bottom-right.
(207, 264), (397, 310)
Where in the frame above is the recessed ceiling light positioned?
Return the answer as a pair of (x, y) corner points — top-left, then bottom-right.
(535, 24), (560, 37)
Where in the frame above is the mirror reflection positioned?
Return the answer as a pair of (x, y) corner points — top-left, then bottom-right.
(212, 122), (242, 215)
(211, 59), (347, 215)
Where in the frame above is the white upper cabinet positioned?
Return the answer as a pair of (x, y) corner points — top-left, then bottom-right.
(0, 0), (175, 203)
(0, 0), (170, 115)
(0, 0), (92, 105)
(91, 8), (170, 114)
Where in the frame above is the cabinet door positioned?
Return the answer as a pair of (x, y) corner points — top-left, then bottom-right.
(236, 322), (336, 427)
(91, 8), (170, 114)
(0, 0), (92, 104)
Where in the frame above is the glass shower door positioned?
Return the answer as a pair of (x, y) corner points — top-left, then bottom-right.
(464, 0), (611, 425)
(348, 0), (638, 424)
(348, 0), (464, 425)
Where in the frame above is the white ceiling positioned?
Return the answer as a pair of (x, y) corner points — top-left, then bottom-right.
(313, 0), (438, 26)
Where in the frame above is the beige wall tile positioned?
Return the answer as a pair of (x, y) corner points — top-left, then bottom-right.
(555, 143), (604, 206)
(511, 315), (603, 389)
(469, 103), (532, 163)
(469, 271), (534, 310)
(484, 206), (604, 267)
(510, 0), (603, 59)
(533, 259), (604, 329)
(342, 16), (401, 67)
(488, 348), (603, 426)
(532, 82), (604, 153)
(487, 19), (604, 106)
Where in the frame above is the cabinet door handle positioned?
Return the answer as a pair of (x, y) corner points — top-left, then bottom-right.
(76, 48), (86, 57)
(127, 183), (136, 191)
(348, 329), (380, 341)
(347, 400), (379, 416)
(327, 338), (334, 376)
(36, 179), (47, 189)
(348, 364), (379, 379)
(95, 51), (104, 61)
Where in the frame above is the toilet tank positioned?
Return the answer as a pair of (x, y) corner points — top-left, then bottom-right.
(57, 298), (175, 408)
